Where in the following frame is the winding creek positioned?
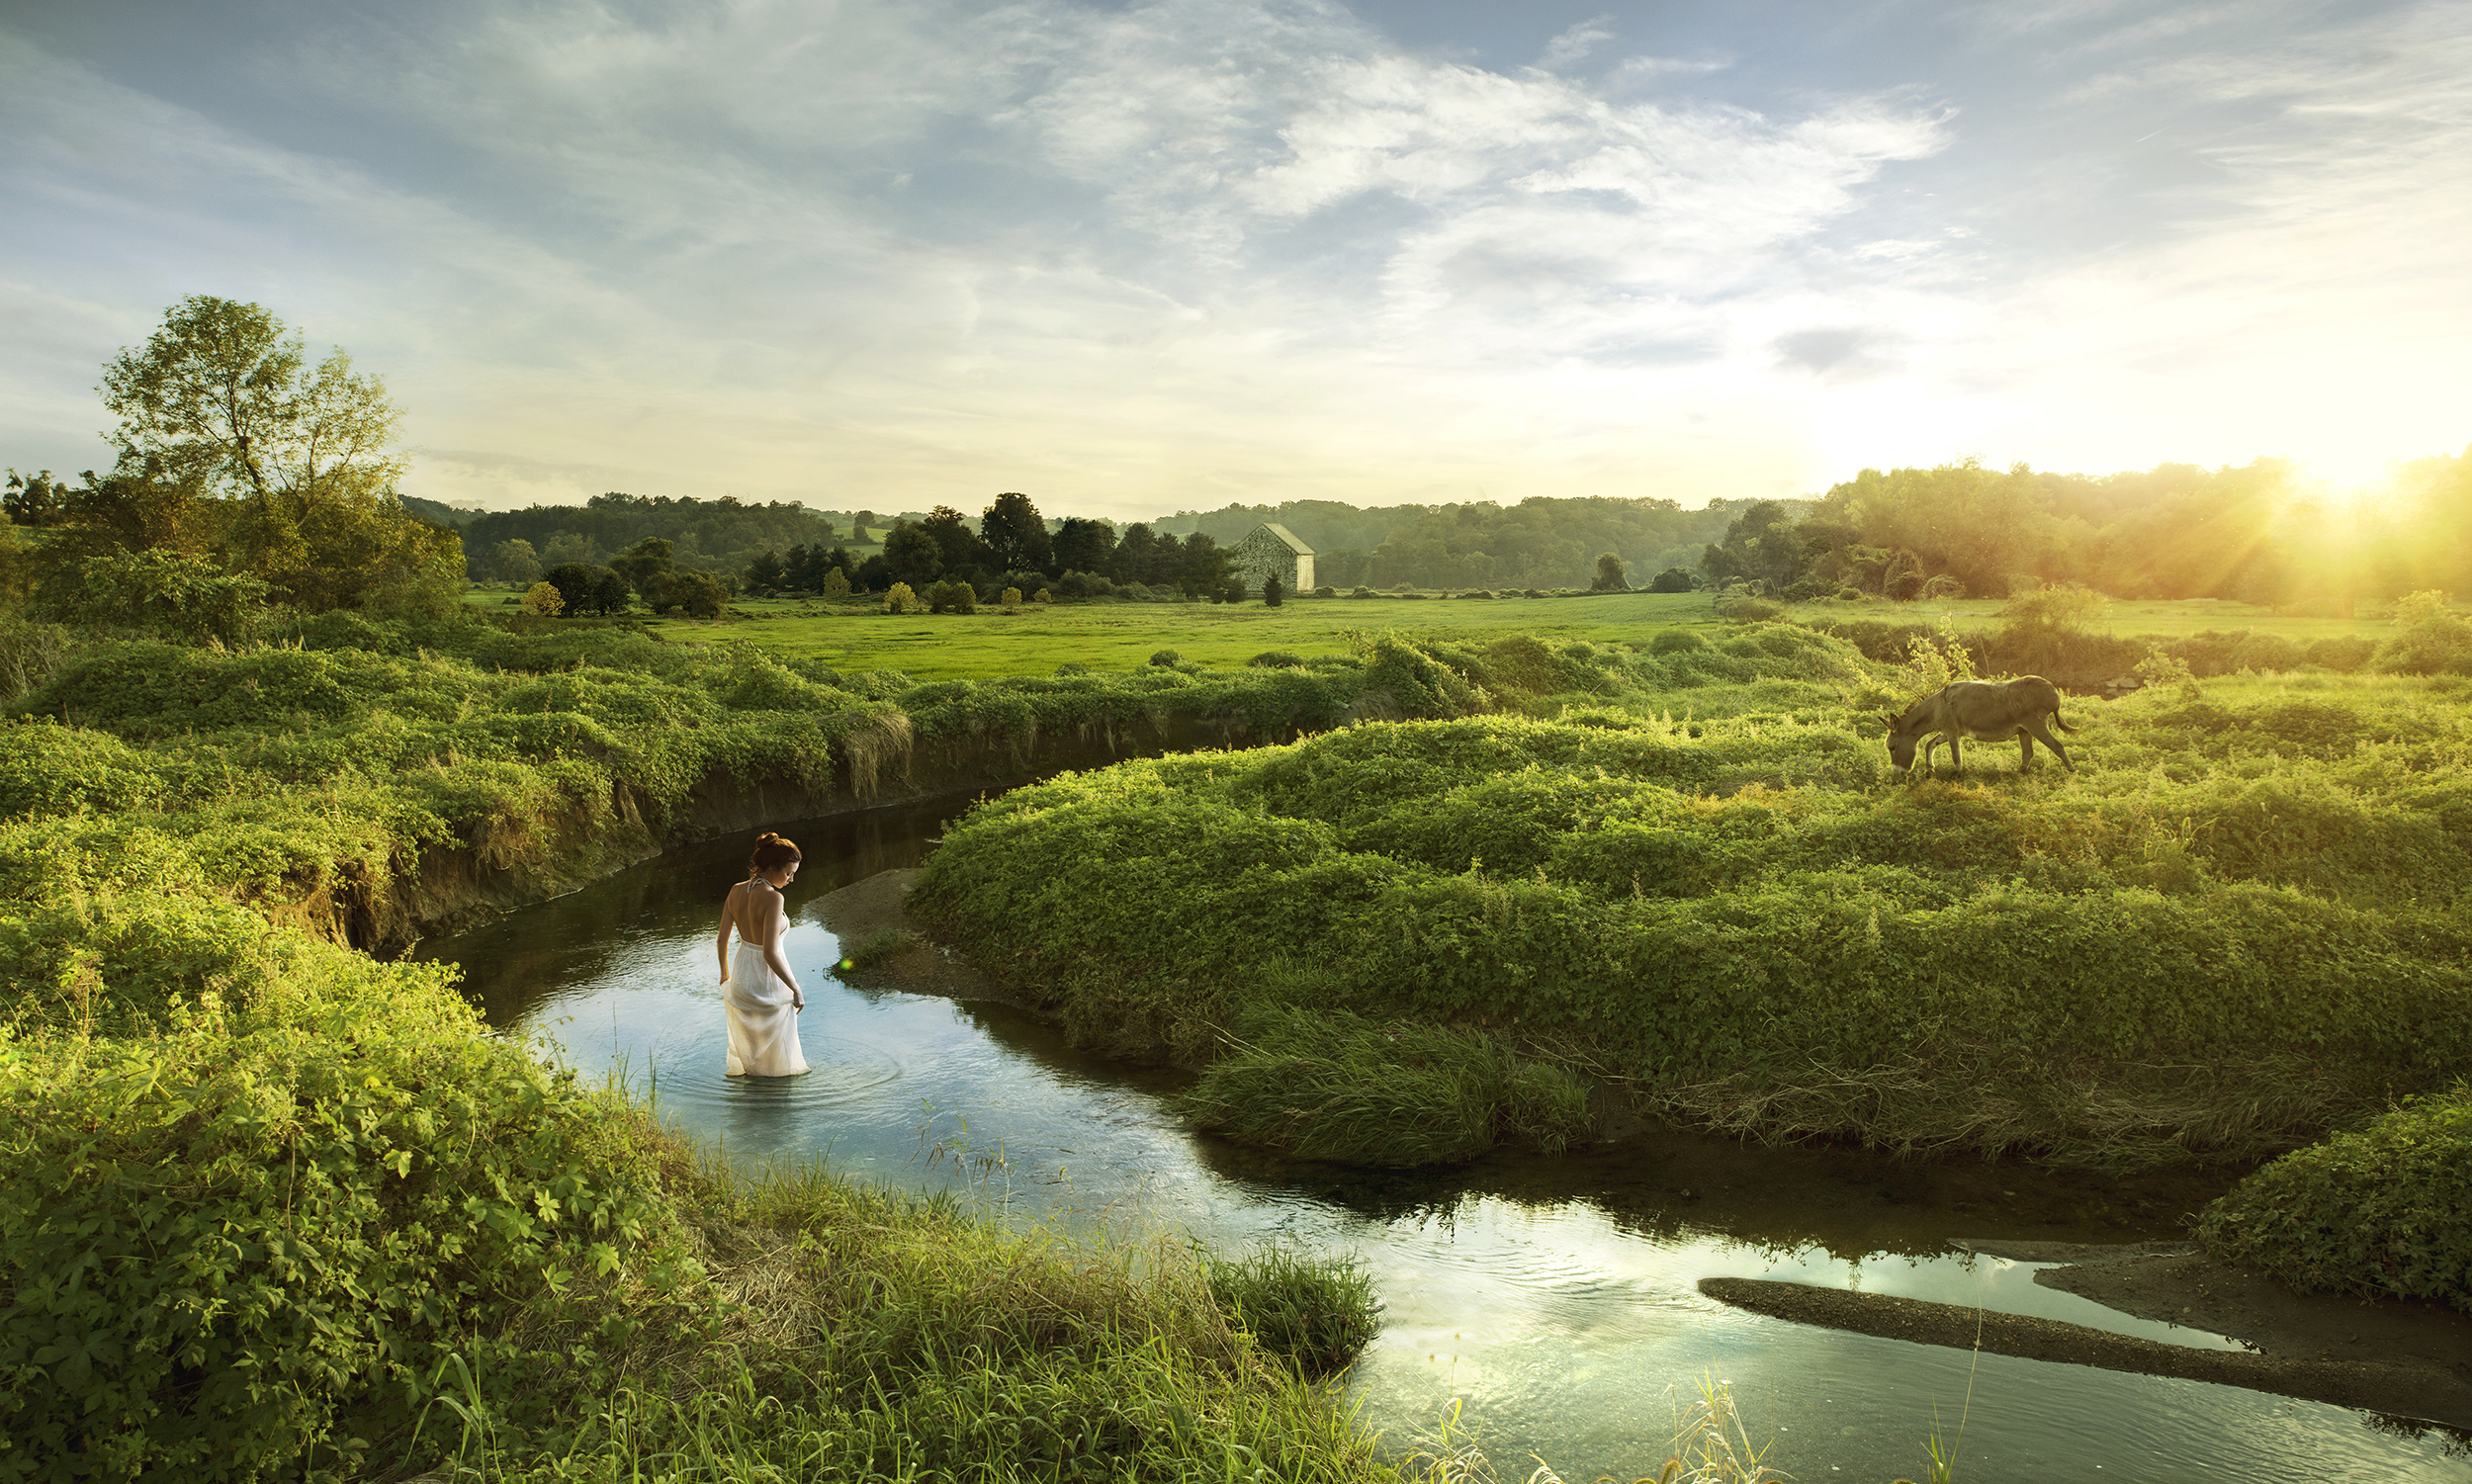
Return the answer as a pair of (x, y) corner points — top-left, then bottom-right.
(417, 792), (2466, 1483)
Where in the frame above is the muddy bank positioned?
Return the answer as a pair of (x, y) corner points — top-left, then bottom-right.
(1704, 1266), (2472, 1431)
(809, 867), (1019, 1004)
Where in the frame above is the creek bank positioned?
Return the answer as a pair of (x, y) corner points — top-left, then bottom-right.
(1704, 1246), (2472, 1432)
(397, 717), (1308, 947)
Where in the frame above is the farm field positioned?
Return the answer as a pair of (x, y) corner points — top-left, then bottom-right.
(643, 589), (2425, 681)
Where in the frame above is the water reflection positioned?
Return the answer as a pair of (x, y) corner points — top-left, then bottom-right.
(417, 794), (2464, 1483)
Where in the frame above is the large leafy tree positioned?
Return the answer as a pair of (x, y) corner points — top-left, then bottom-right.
(78, 296), (459, 610)
(881, 520), (944, 586)
(980, 491), (1053, 574)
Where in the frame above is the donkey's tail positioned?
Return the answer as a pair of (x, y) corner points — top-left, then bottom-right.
(2051, 708), (2077, 734)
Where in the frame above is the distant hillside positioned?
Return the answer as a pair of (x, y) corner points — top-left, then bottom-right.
(459, 492), (841, 577)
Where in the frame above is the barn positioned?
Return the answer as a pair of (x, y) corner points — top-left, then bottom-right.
(1231, 523), (1315, 596)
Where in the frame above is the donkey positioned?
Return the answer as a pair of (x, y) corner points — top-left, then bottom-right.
(1882, 677), (2076, 775)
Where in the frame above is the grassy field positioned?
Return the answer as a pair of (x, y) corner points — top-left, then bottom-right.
(635, 589), (2432, 681)
(648, 591), (1720, 678)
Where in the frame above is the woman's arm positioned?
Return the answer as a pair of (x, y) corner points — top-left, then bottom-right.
(716, 887), (737, 985)
(759, 891), (804, 1010)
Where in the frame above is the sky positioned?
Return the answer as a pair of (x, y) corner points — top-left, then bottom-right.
(2, 0), (2466, 518)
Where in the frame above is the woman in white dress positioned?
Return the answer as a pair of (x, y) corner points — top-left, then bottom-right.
(716, 831), (810, 1077)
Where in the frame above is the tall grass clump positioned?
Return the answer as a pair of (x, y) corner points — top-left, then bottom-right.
(1178, 1006), (1594, 1166)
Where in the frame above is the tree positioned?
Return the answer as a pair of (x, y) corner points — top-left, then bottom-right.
(884, 581), (920, 614)
(849, 510), (880, 542)
(1647, 567), (1695, 592)
(923, 506), (989, 575)
(1591, 553), (1629, 591)
(670, 569), (729, 618)
(819, 567), (851, 600)
(89, 296), (461, 611)
(1054, 516), (1116, 575)
(745, 549), (786, 595)
(981, 492), (1053, 574)
(490, 538), (542, 587)
(881, 520), (943, 586)
(520, 580), (565, 616)
(1175, 532), (1232, 598)
(543, 562), (629, 616)
(3, 470), (67, 526)
(927, 579), (977, 614)
(1110, 523), (1163, 585)
(1263, 573), (1283, 606)
(611, 537), (678, 610)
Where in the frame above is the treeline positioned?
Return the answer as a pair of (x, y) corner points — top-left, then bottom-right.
(744, 492), (1262, 603)
(458, 491), (841, 584)
(1705, 454), (2472, 608)
(1153, 495), (1755, 591)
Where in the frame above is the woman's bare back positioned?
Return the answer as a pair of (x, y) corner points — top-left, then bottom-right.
(724, 879), (782, 949)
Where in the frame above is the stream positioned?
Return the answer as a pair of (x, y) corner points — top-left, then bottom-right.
(418, 793), (2467, 1483)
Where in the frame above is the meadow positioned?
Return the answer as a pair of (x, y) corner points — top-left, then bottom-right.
(643, 587), (2428, 682)
(6, 588), (2469, 1483)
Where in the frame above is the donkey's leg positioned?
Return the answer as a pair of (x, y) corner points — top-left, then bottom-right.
(2024, 718), (2074, 771)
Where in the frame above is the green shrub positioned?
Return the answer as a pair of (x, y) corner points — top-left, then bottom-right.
(1649, 629), (1707, 655)
(1248, 652), (1306, 668)
(2374, 591), (2472, 675)
(2196, 1087), (2472, 1312)
(1149, 649), (1180, 667)
(2304, 635), (2377, 672)
(2229, 632), (2302, 671)
(0, 721), (158, 819)
(0, 980), (713, 1481)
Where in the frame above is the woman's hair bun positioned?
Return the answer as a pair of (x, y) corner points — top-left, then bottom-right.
(750, 830), (803, 872)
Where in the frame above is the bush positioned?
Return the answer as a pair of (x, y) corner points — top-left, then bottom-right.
(0, 983), (711, 1480)
(1248, 652), (1306, 669)
(2229, 632), (2301, 671)
(1782, 578), (1829, 602)
(1648, 629), (1708, 655)
(519, 580), (565, 617)
(927, 579), (977, 615)
(1350, 587), (1372, 598)
(884, 581), (920, 614)
(1884, 571), (1924, 601)
(1001, 586), (1024, 607)
(2373, 590), (2472, 675)
(1836, 586), (1865, 601)
(2196, 1087), (2472, 1313)
(1149, 649), (1181, 667)
(1312, 586), (1335, 599)
(1647, 567), (1695, 593)
(1033, 588), (1053, 605)
(2304, 635), (2377, 672)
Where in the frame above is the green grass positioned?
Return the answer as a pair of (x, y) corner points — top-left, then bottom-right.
(652, 590), (1726, 679)
(1766, 592), (2437, 643)
(911, 634), (2472, 1172)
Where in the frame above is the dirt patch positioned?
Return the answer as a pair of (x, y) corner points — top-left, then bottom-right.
(811, 868), (1025, 1004)
(1702, 1273), (2472, 1432)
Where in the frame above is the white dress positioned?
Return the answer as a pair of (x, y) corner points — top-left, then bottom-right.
(724, 934), (809, 1077)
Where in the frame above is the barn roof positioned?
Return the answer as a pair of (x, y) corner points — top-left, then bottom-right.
(1251, 522), (1314, 555)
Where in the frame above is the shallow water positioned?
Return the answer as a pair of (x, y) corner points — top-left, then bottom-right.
(420, 797), (2468, 1483)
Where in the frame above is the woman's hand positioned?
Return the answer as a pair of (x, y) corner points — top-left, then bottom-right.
(791, 991), (806, 1012)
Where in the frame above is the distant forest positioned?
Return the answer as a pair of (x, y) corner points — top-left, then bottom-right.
(391, 447), (2472, 607)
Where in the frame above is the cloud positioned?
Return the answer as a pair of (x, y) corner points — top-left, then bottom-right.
(1538, 17), (1617, 70)
(1, 0), (2460, 516)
